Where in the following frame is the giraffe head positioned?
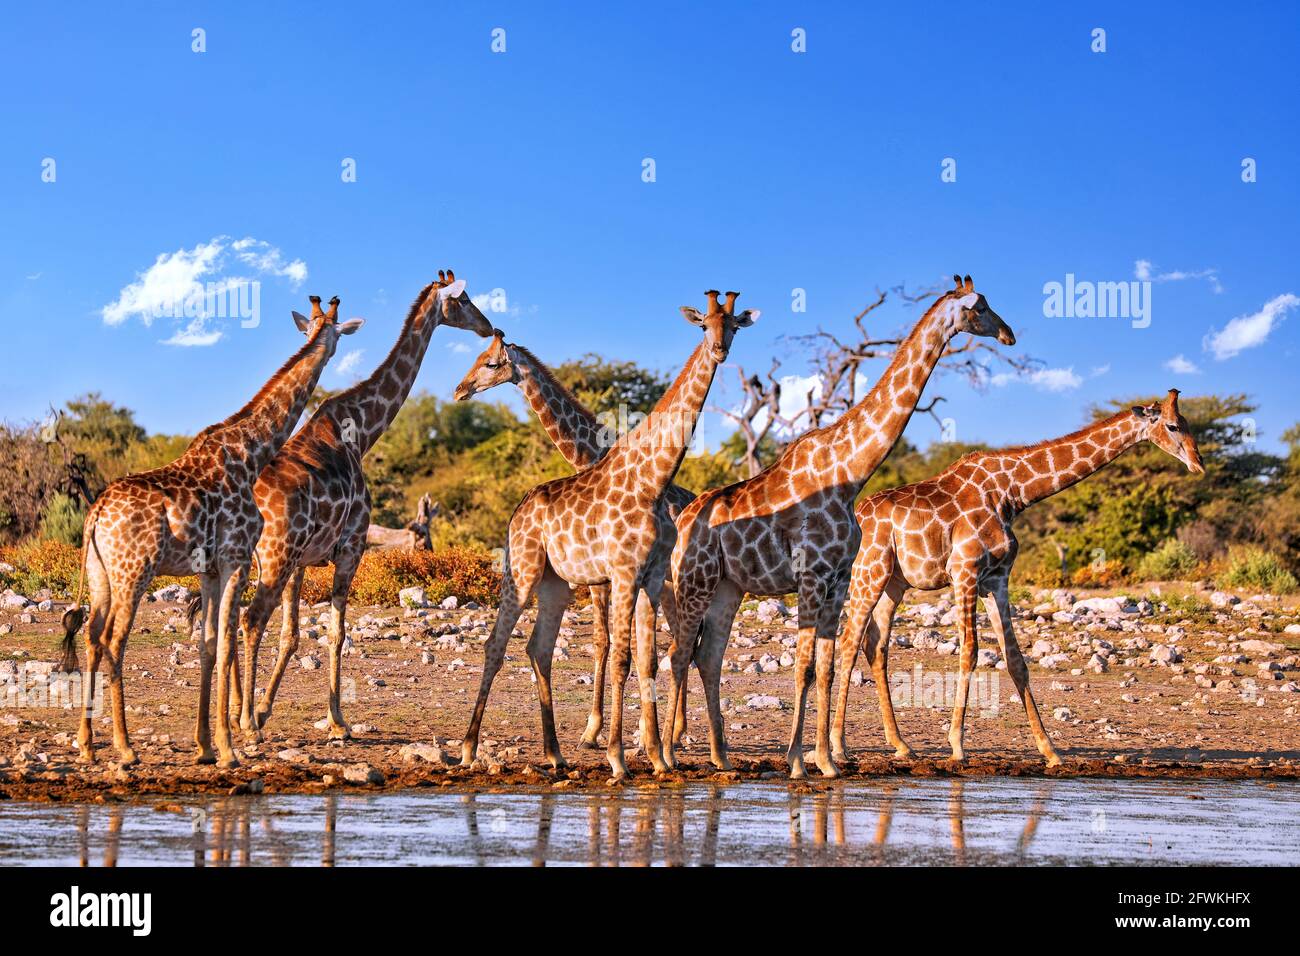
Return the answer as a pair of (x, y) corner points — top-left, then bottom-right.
(430, 269), (494, 338)
(291, 295), (365, 356)
(1133, 389), (1205, 474)
(452, 329), (515, 400)
(405, 493), (440, 549)
(680, 290), (760, 362)
(945, 275), (1016, 345)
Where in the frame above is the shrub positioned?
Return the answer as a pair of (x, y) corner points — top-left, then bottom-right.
(1216, 547), (1298, 595)
(39, 493), (86, 547)
(1, 538), (503, 607)
(1137, 538), (1200, 582)
(1071, 558), (1128, 588)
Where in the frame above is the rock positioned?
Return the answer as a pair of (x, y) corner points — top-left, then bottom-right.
(778, 651), (795, 668)
(440, 596), (459, 610)
(754, 599), (785, 623)
(1086, 653), (1109, 674)
(1, 593), (31, 609)
(745, 694), (784, 710)
(1284, 623), (1300, 635)
(300, 654), (321, 671)
(277, 748), (312, 764)
(1052, 706), (1073, 722)
(1073, 597), (1131, 617)
(758, 654), (780, 673)
(1150, 644), (1183, 665)
(1038, 653), (1071, 670)
(399, 587), (429, 609)
(399, 742), (446, 765)
(1051, 611), (1076, 625)
(151, 584), (191, 603)
(976, 648), (1000, 669)
(1209, 591), (1239, 608)
(936, 641), (958, 656)
(1238, 639), (1284, 657)
(342, 763), (384, 785)
(1029, 639), (1057, 659)
(850, 669), (864, 687)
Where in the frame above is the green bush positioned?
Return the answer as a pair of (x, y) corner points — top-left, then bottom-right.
(1138, 538), (1200, 581)
(1216, 547), (1298, 594)
(39, 493), (86, 547)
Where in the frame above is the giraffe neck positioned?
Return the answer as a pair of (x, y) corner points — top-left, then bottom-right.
(822, 294), (958, 487)
(609, 340), (718, 494)
(509, 344), (606, 470)
(316, 283), (439, 454)
(191, 324), (335, 474)
(1008, 410), (1148, 508)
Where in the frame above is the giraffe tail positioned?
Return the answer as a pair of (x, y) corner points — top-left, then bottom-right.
(59, 506), (102, 673)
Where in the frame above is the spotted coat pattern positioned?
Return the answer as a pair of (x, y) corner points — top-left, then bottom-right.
(663, 276), (1019, 779)
(831, 390), (1204, 766)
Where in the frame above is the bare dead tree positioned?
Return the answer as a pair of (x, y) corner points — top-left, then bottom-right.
(706, 358), (790, 478)
(718, 280), (1040, 445)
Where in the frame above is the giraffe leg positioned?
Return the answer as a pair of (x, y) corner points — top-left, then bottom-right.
(76, 564), (111, 763)
(786, 576), (830, 779)
(948, 572), (979, 762)
(239, 558), (292, 742)
(633, 586), (669, 774)
(213, 566), (248, 768)
(193, 572), (221, 764)
(656, 583), (688, 746)
(661, 588), (702, 771)
(867, 580), (911, 758)
(462, 541), (540, 766)
(696, 581), (742, 771)
(812, 632), (840, 778)
(580, 584), (610, 748)
(830, 544), (891, 760)
(255, 567), (304, 732)
(604, 574), (638, 780)
(105, 585), (144, 768)
(527, 566), (572, 770)
(324, 549), (362, 739)
(985, 580), (1061, 767)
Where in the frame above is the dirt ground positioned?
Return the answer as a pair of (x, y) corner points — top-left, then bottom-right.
(2, 583), (1298, 802)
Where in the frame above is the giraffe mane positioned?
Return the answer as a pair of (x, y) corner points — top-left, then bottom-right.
(509, 343), (599, 428)
(946, 408), (1134, 471)
(312, 281), (437, 422)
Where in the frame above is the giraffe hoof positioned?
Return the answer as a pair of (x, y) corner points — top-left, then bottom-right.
(893, 746), (913, 759)
(815, 758), (841, 779)
(1044, 753), (1062, 768)
(579, 736), (602, 750)
(606, 773), (628, 786)
(217, 754), (240, 770)
(327, 725), (351, 741)
(117, 750), (140, 769)
(77, 748), (95, 764)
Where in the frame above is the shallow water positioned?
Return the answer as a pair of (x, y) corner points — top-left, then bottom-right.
(1, 777), (1295, 866)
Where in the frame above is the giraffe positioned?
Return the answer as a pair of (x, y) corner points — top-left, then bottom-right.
(452, 330), (697, 748)
(234, 272), (492, 742)
(664, 275), (1016, 779)
(830, 389), (1204, 765)
(460, 290), (758, 779)
(364, 493), (440, 550)
(59, 296), (362, 767)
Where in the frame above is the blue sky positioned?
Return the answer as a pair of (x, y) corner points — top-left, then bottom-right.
(2, 2), (1297, 455)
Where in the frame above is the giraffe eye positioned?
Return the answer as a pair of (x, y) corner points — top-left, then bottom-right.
(1166, 423), (1178, 432)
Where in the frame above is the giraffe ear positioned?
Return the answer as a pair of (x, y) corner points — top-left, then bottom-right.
(338, 318), (365, 335)
(1131, 404), (1155, 419)
(734, 309), (760, 327)
(292, 310), (310, 333)
(680, 306), (706, 327)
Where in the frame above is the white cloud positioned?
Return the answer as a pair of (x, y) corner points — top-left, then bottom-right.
(1203, 293), (1299, 360)
(1164, 354), (1201, 375)
(333, 349), (365, 378)
(160, 317), (224, 348)
(1133, 259), (1223, 293)
(446, 340), (473, 354)
(101, 236), (309, 346)
(988, 366), (1084, 392)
